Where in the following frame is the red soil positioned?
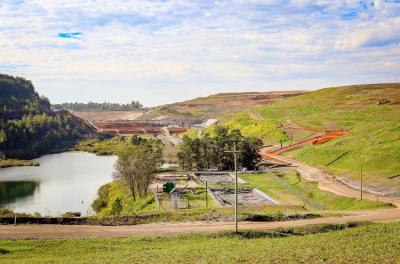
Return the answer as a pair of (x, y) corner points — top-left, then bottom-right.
(260, 126), (351, 160)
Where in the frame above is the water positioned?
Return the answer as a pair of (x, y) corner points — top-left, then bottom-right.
(0, 152), (117, 216)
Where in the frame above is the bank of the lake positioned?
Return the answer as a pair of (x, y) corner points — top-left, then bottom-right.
(0, 159), (39, 168)
(0, 152), (117, 216)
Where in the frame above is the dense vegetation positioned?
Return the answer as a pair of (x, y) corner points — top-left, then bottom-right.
(91, 180), (155, 216)
(52, 101), (143, 111)
(0, 74), (91, 160)
(114, 137), (164, 200)
(91, 136), (164, 214)
(177, 126), (263, 171)
(1, 222), (399, 263)
(216, 84), (400, 190)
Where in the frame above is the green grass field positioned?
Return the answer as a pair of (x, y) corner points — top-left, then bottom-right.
(1, 222), (399, 263)
(73, 137), (130, 156)
(240, 171), (391, 210)
(216, 84), (400, 190)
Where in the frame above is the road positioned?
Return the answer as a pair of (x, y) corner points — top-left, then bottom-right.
(1, 207), (400, 240)
(267, 154), (400, 206)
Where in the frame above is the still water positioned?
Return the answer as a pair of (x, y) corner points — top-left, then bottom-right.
(0, 152), (117, 216)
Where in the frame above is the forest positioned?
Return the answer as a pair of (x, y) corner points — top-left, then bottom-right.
(177, 126), (263, 171)
(0, 74), (90, 159)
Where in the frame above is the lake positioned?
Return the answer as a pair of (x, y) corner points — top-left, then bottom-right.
(0, 152), (117, 216)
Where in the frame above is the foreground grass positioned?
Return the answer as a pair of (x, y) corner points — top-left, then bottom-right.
(1, 222), (399, 263)
(0, 159), (39, 168)
(240, 170), (392, 210)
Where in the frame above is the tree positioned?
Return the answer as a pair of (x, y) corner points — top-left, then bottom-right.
(111, 198), (123, 215)
(114, 138), (164, 200)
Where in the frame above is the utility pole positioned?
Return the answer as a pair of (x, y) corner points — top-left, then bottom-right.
(205, 181), (208, 209)
(360, 162), (363, 200)
(156, 185), (160, 211)
(225, 141), (240, 233)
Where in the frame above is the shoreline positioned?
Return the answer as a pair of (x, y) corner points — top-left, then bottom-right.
(0, 159), (40, 168)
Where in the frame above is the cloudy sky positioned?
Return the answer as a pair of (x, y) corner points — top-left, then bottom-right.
(1, 0), (399, 106)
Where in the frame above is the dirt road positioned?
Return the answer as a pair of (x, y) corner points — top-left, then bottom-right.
(264, 154), (400, 206)
(1, 207), (400, 240)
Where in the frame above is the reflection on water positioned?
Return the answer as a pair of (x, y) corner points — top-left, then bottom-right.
(0, 152), (116, 216)
(0, 181), (39, 205)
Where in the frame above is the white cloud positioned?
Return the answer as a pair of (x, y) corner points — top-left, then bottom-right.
(0, 0), (399, 106)
(335, 17), (400, 50)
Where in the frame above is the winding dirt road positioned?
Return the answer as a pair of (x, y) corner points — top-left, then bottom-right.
(1, 207), (400, 240)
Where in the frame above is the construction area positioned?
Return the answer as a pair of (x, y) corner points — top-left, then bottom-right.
(149, 171), (278, 210)
(194, 172), (245, 185)
(209, 188), (277, 207)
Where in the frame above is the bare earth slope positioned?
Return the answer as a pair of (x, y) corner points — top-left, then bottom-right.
(139, 91), (306, 121)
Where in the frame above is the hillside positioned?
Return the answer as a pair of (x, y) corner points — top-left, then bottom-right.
(0, 74), (95, 160)
(216, 84), (400, 193)
(70, 91), (305, 123)
(137, 91), (306, 122)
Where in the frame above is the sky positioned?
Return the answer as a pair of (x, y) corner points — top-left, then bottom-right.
(1, 0), (400, 106)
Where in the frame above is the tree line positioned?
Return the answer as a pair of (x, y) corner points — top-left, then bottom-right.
(177, 126), (263, 171)
(52, 101), (143, 111)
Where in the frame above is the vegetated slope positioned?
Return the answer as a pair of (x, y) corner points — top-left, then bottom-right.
(0, 74), (95, 159)
(219, 84), (400, 190)
(139, 91), (305, 121)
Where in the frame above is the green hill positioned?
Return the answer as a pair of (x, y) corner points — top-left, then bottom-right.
(0, 74), (94, 160)
(140, 91), (305, 121)
(216, 84), (400, 193)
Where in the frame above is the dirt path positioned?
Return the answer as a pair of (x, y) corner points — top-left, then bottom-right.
(267, 154), (400, 206)
(1, 207), (400, 240)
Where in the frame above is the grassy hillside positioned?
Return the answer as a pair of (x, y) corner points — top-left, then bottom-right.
(1, 222), (399, 263)
(218, 84), (400, 191)
(142, 91), (305, 121)
(240, 170), (390, 210)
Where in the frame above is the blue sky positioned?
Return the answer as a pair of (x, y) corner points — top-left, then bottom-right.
(1, 0), (400, 106)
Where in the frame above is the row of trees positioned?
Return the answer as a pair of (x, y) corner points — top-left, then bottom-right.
(177, 126), (263, 171)
(52, 101), (143, 111)
(0, 74), (88, 159)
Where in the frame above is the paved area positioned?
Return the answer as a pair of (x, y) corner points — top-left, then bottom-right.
(209, 188), (277, 207)
(195, 172), (245, 185)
